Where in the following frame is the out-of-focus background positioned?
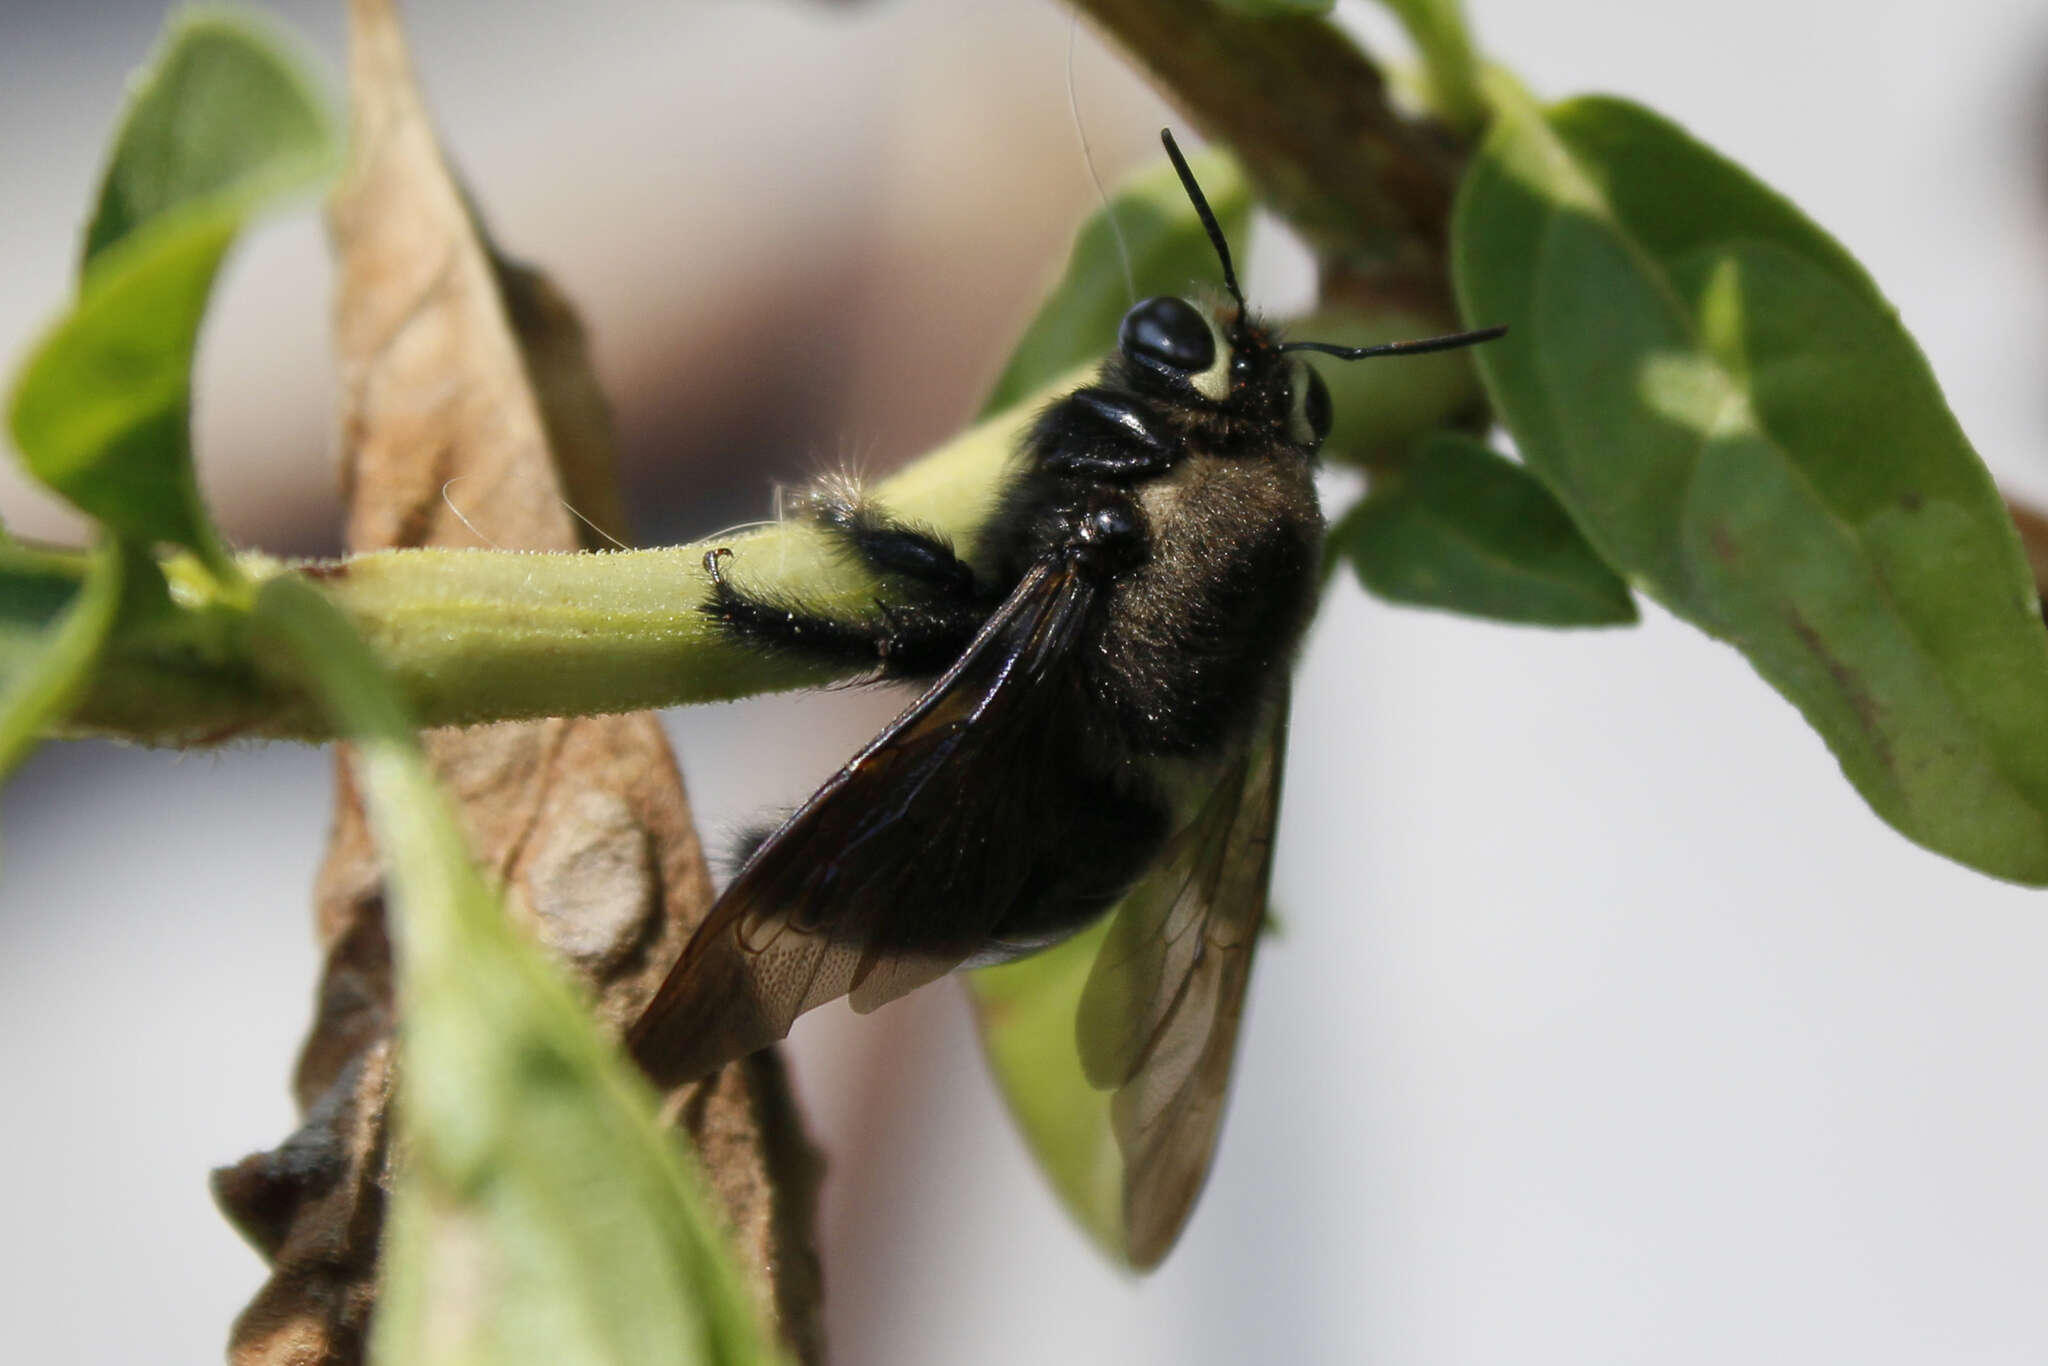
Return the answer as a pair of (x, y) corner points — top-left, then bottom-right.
(6, 1), (2048, 1361)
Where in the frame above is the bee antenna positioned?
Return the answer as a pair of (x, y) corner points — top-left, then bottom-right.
(1159, 128), (1245, 312)
(1280, 324), (1509, 360)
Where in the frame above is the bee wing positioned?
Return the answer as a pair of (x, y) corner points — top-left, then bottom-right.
(1075, 698), (1288, 1268)
(629, 559), (1097, 1089)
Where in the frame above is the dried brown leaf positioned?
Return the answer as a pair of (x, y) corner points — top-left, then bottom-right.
(214, 2), (820, 1361)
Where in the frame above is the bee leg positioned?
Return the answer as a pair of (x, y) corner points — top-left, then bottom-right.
(1035, 389), (1181, 480)
(701, 547), (985, 678)
(795, 484), (978, 603)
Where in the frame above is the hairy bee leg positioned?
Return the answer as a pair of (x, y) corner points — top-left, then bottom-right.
(798, 486), (979, 602)
(701, 547), (886, 661)
(701, 547), (985, 676)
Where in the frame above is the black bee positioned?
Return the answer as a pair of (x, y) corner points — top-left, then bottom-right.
(630, 130), (1503, 1264)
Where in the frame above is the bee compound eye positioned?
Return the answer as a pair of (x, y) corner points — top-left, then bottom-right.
(1118, 296), (1216, 376)
(1303, 365), (1332, 441)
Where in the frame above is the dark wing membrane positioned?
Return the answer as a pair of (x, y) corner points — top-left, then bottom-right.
(629, 560), (1096, 1090)
(1075, 698), (1288, 1268)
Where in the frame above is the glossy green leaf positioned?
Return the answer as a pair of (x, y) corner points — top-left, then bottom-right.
(968, 919), (1124, 1263)
(1334, 432), (1635, 626)
(250, 579), (780, 1366)
(1455, 94), (2048, 882)
(0, 541), (130, 780)
(978, 150), (1249, 418)
(8, 10), (336, 574)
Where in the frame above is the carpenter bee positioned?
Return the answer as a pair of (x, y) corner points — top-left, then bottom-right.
(630, 130), (1503, 1264)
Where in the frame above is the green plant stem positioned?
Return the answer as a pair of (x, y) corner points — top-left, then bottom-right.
(1378, 0), (1487, 134)
(57, 377), (1049, 744)
(60, 540), (847, 744)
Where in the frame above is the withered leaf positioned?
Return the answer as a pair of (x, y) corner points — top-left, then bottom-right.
(214, 2), (820, 1362)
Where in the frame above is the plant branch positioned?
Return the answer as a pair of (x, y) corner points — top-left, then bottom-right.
(1072, 0), (1468, 278)
(57, 381), (1039, 745)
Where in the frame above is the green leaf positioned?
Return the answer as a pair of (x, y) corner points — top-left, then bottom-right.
(12, 217), (247, 567)
(8, 10), (337, 575)
(1455, 93), (2048, 882)
(1333, 432), (1636, 626)
(967, 920), (1124, 1264)
(0, 540), (132, 780)
(249, 579), (781, 1366)
(84, 8), (336, 268)
(978, 150), (1250, 418)
(0, 548), (95, 687)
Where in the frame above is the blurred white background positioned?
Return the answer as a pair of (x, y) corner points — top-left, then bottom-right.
(5, 0), (2048, 1362)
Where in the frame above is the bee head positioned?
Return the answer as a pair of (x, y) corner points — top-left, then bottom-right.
(1150, 128), (1507, 449)
(1113, 290), (1331, 449)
